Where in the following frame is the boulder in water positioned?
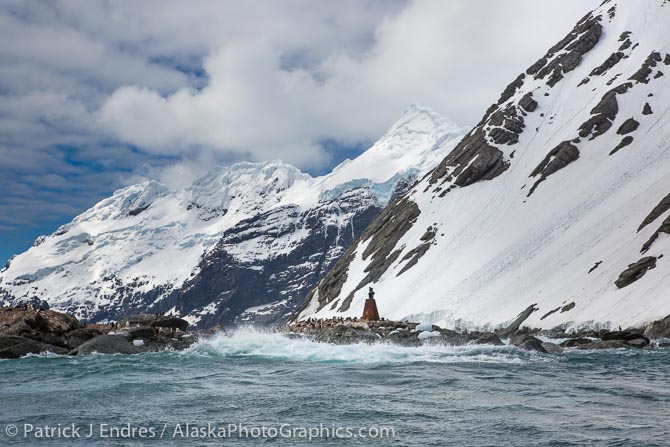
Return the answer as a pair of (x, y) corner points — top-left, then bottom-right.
(68, 335), (145, 356)
(541, 342), (564, 354)
(577, 340), (634, 350)
(0, 335), (68, 359)
(511, 334), (547, 353)
(472, 333), (504, 346)
(559, 338), (593, 348)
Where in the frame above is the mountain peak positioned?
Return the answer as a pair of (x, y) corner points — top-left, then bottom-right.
(389, 104), (464, 137)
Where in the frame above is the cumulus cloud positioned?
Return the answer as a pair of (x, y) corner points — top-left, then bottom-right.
(97, 0), (599, 178)
(0, 0), (600, 259)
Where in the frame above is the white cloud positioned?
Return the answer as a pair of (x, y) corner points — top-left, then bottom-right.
(0, 0), (602, 252)
(97, 0), (600, 177)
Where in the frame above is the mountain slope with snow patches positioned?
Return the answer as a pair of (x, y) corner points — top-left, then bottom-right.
(0, 106), (467, 326)
(296, 0), (670, 332)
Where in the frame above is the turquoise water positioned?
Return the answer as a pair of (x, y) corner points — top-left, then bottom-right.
(1, 330), (669, 446)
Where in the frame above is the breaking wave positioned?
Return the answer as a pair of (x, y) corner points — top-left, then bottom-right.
(186, 327), (537, 365)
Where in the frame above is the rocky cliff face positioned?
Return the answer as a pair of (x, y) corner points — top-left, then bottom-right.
(0, 106), (467, 327)
(295, 0), (670, 332)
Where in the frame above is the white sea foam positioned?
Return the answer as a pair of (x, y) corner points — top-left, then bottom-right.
(186, 328), (533, 365)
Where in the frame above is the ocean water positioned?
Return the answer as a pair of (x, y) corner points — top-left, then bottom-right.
(1, 330), (669, 446)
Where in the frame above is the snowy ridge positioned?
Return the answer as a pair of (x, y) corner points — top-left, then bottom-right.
(0, 105), (467, 325)
(296, 0), (670, 332)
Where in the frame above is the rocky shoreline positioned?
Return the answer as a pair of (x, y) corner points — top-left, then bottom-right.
(0, 307), (202, 359)
(3, 305), (670, 359)
(286, 316), (670, 353)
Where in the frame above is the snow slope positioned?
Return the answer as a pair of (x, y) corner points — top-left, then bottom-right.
(296, 0), (670, 332)
(0, 105), (467, 325)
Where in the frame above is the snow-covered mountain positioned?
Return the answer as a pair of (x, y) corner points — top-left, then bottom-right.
(295, 0), (670, 332)
(0, 105), (468, 327)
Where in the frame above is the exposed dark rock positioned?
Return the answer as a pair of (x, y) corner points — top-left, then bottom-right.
(616, 118), (639, 135)
(561, 302), (576, 313)
(499, 304), (538, 336)
(589, 51), (624, 76)
(654, 71), (664, 79)
(601, 331), (650, 344)
(0, 335), (68, 359)
(0, 307), (82, 349)
(124, 326), (155, 340)
(641, 215), (670, 253)
(150, 317), (189, 332)
(577, 340), (634, 350)
(541, 307), (561, 320)
(560, 337), (593, 348)
(430, 127), (510, 189)
(542, 342), (564, 354)
(665, 54), (670, 65)
(615, 257), (657, 288)
(629, 52), (662, 84)
(533, 15), (603, 87)
(588, 261), (603, 273)
(642, 103), (653, 115)
(293, 196), (420, 316)
(627, 337), (651, 348)
(314, 324), (381, 345)
(472, 333), (504, 346)
(607, 5), (616, 19)
(610, 136), (634, 155)
(578, 83), (632, 139)
(617, 32), (632, 51)
(167, 188), (385, 327)
(64, 328), (103, 350)
(519, 92), (538, 112)
(637, 194), (670, 233)
(528, 141), (580, 196)
(397, 242), (432, 276)
(68, 334), (144, 356)
(644, 314), (670, 339)
(510, 334), (547, 353)
(637, 193), (670, 232)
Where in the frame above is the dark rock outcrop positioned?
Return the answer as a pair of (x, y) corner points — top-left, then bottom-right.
(473, 333), (504, 346)
(151, 317), (189, 332)
(610, 136), (633, 155)
(589, 51), (624, 77)
(559, 337), (593, 348)
(642, 103), (653, 115)
(169, 189), (386, 326)
(601, 331), (650, 345)
(498, 304), (538, 337)
(638, 192), (670, 232)
(528, 141), (580, 196)
(0, 335), (68, 359)
(0, 307), (82, 349)
(578, 83), (631, 140)
(124, 326), (155, 340)
(68, 334), (144, 356)
(616, 118), (639, 135)
(644, 315), (670, 339)
(531, 14), (603, 87)
(577, 340), (634, 350)
(629, 52), (662, 84)
(510, 334), (547, 353)
(615, 257), (657, 288)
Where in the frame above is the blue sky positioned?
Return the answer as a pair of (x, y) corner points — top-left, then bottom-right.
(0, 0), (598, 264)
